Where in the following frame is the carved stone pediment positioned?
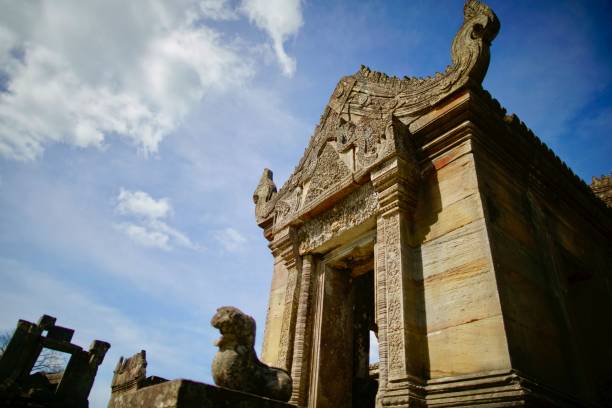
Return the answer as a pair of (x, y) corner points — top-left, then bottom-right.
(302, 142), (350, 206)
(253, 0), (499, 231)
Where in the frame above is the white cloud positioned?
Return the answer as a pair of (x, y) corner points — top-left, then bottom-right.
(114, 189), (200, 251)
(116, 188), (172, 220)
(0, 0), (253, 161)
(148, 219), (200, 250)
(213, 227), (247, 252)
(240, 0), (303, 77)
(115, 223), (170, 250)
(0, 0), (307, 160)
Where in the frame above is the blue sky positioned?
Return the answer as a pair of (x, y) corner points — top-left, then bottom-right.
(0, 1), (610, 406)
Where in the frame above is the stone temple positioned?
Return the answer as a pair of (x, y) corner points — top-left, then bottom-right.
(2, 1), (611, 408)
(252, 0), (612, 407)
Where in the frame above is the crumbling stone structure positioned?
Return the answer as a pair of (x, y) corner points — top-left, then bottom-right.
(253, 1), (612, 407)
(108, 335), (295, 408)
(109, 350), (167, 395)
(591, 172), (612, 207)
(0, 315), (110, 408)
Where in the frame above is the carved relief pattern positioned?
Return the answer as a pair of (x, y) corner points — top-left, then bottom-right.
(289, 255), (315, 406)
(275, 186), (303, 226)
(383, 212), (406, 376)
(387, 331), (404, 376)
(303, 143), (351, 206)
(334, 113), (395, 171)
(298, 183), (378, 254)
(254, 1), (499, 228)
(375, 218), (389, 395)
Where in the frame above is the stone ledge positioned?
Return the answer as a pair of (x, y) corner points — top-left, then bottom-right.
(379, 370), (597, 407)
(107, 380), (296, 408)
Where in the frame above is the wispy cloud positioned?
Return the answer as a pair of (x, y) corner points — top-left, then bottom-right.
(240, 0), (303, 77)
(213, 227), (247, 252)
(114, 189), (200, 251)
(197, 0), (240, 21)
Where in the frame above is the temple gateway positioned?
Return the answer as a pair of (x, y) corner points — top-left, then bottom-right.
(253, 1), (612, 407)
(1, 1), (610, 407)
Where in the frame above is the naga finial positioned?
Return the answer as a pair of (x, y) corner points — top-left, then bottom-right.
(451, 0), (500, 85)
(253, 168), (277, 222)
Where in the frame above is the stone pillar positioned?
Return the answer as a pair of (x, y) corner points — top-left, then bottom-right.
(0, 318), (45, 388)
(289, 254), (315, 407)
(270, 226), (302, 372)
(371, 154), (422, 406)
(56, 340), (110, 405)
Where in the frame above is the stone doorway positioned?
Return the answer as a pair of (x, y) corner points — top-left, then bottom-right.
(309, 234), (378, 408)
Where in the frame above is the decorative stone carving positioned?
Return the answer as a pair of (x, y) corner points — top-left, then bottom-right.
(253, 0), (499, 231)
(110, 351), (148, 394)
(211, 306), (292, 402)
(303, 143), (351, 206)
(298, 183), (378, 254)
(381, 213), (406, 378)
(254, 168), (278, 224)
(288, 255), (315, 406)
(108, 348), (294, 408)
(591, 172), (612, 207)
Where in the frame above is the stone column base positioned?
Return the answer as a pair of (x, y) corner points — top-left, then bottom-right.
(378, 370), (591, 407)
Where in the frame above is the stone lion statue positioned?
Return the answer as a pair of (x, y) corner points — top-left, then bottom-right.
(211, 306), (292, 402)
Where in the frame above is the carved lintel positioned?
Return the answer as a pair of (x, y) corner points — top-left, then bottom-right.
(298, 183), (378, 255)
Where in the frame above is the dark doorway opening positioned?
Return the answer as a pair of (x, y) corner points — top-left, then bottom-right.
(312, 237), (378, 408)
(350, 270), (378, 408)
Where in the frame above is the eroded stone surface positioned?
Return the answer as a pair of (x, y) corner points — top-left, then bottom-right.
(108, 380), (295, 408)
(591, 172), (612, 207)
(211, 306), (292, 402)
(0, 314), (109, 408)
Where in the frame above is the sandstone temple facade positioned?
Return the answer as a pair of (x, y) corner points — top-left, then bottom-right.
(253, 1), (612, 407)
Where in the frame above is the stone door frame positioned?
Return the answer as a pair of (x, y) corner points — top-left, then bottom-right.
(306, 231), (376, 408)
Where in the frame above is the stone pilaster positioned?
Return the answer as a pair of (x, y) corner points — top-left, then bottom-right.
(371, 154), (421, 405)
(289, 254), (315, 407)
(270, 227), (302, 372)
